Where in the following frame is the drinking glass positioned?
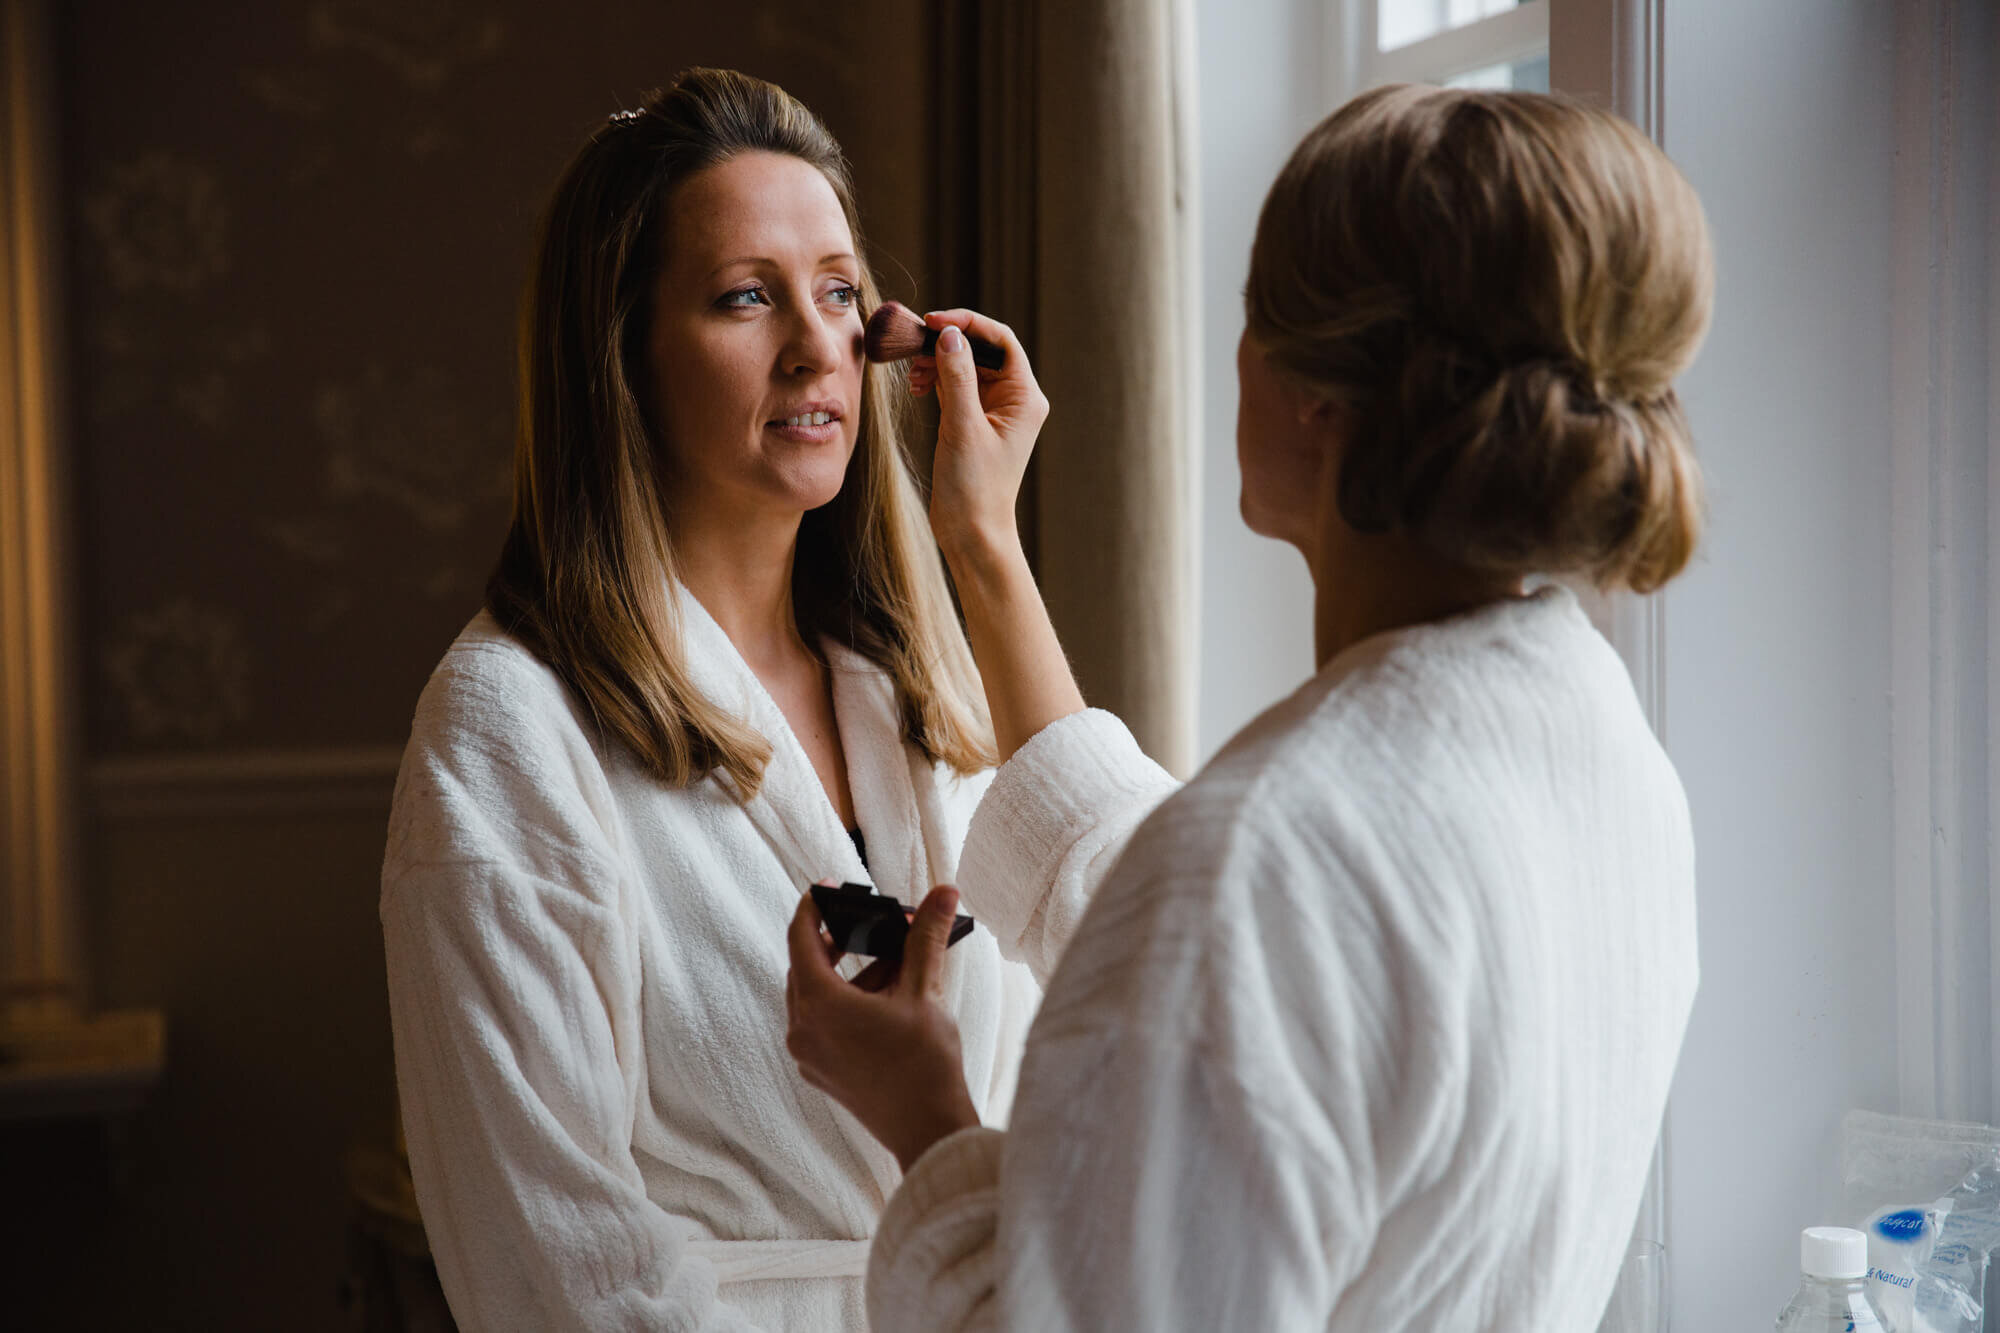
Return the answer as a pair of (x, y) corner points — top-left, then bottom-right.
(1597, 1239), (1668, 1333)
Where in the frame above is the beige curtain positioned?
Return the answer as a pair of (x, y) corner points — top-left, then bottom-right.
(958, 0), (1202, 777)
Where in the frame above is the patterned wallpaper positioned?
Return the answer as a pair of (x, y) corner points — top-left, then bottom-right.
(60, 0), (934, 756)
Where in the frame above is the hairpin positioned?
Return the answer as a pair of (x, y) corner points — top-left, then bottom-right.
(608, 108), (643, 124)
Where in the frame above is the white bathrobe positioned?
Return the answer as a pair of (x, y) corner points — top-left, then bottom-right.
(867, 586), (1700, 1332)
(380, 593), (1174, 1331)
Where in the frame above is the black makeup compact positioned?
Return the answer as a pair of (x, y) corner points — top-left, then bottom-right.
(808, 883), (974, 961)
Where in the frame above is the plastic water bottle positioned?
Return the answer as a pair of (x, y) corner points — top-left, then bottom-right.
(1773, 1227), (1890, 1331)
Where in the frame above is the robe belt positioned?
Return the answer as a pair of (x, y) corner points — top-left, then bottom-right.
(685, 1238), (873, 1283)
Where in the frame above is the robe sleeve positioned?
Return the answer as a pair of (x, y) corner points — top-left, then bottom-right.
(381, 653), (765, 1333)
(954, 708), (1180, 984)
(864, 1128), (1007, 1331)
(869, 792), (1380, 1332)
(866, 1025), (1362, 1332)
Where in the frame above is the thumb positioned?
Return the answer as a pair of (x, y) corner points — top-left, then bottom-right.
(930, 324), (983, 438)
(900, 885), (960, 999)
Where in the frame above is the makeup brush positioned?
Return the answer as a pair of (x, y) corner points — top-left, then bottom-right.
(864, 301), (1007, 370)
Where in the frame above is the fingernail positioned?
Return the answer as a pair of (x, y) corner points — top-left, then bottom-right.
(939, 326), (964, 354)
(934, 888), (960, 914)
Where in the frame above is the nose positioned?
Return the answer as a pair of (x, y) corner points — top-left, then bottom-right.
(782, 302), (847, 379)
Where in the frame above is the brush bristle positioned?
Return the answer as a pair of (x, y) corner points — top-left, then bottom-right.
(864, 301), (930, 363)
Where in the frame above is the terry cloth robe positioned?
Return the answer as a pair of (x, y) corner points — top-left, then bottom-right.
(380, 591), (1176, 1332)
(867, 586), (1701, 1332)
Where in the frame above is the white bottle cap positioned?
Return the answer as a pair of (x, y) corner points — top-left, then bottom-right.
(1801, 1227), (1868, 1280)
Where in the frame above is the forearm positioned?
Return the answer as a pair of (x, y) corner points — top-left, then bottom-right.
(942, 530), (1086, 763)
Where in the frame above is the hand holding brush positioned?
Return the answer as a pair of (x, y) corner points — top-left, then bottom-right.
(871, 302), (1080, 760)
(864, 301), (1008, 371)
(887, 306), (1046, 561)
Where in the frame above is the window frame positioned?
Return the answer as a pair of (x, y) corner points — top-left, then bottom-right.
(1886, 0), (1998, 1128)
(1328, 0), (1550, 102)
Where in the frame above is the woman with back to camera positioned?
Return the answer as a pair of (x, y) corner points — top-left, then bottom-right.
(787, 84), (1715, 1331)
(379, 69), (1174, 1331)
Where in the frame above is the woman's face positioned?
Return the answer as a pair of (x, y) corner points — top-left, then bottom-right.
(647, 151), (866, 523)
(1235, 329), (1334, 552)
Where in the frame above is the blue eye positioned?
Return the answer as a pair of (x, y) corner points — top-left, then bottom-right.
(720, 286), (769, 308)
(824, 284), (860, 308)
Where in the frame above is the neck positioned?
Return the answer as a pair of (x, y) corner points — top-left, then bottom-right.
(1306, 520), (1525, 669)
(670, 495), (809, 672)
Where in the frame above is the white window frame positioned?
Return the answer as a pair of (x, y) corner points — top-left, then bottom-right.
(1887, 0), (1997, 1128)
(1326, 0), (2000, 1282)
(1328, 0), (1549, 102)
(1312, 0), (1998, 1319)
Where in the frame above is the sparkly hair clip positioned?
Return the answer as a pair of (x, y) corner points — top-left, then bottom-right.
(608, 108), (644, 124)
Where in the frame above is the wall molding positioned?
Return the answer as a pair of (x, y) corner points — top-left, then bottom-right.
(87, 746), (405, 819)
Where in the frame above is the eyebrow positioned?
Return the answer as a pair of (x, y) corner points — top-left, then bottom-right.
(706, 252), (859, 278)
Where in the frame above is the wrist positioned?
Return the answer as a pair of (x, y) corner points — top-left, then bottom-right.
(938, 523), (1029, 589)
(893, 1091), (981, 1173)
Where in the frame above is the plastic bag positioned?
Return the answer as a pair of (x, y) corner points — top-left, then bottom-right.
(1842, 1110), (2000, 1333)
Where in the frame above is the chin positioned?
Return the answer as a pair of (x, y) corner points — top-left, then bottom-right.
(780, 451), (859, 514)
(1239, 489), (1314, 557)
(798, 481), (847, 513)
(1239, 488), (1278, 540)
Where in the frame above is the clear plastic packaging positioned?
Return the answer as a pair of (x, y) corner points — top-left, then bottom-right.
(1841, 1110), (2000, 1332)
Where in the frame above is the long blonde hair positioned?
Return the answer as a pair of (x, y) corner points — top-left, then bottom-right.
(489, 68), (994, 796)
(1247, 85), (1714, 592)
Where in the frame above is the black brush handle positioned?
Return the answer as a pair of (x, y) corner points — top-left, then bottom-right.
(918, 324), (1007, 371)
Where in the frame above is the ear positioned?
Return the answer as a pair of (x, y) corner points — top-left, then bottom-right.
(1299, 395), (1351, 451)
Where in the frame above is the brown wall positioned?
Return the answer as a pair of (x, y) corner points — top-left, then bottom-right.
(11, 4), (939, 1327)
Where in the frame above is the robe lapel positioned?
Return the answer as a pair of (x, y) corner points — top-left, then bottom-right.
(825, 641), (928, 907)
(668, 588), (948, 1203)
(909, 744), (961, 889)
(669, 585), (870, 891)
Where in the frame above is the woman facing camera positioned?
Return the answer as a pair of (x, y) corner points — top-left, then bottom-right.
(789, 84), (1714, 1331)
(381, 70), (1171, 1331)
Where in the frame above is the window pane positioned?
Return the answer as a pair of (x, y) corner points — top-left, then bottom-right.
(1445, 52), (1549, 93)
(1378, 0), (1443, 50)
(1380, 0), (1522, 52)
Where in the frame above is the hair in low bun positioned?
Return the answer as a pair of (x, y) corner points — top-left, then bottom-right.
(1247, 84), (1713, 593)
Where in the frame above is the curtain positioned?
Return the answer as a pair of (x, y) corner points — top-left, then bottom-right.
(937, 0), (1201, 777)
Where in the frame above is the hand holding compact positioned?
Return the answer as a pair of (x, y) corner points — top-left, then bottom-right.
(785, 884), (981, 1171)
